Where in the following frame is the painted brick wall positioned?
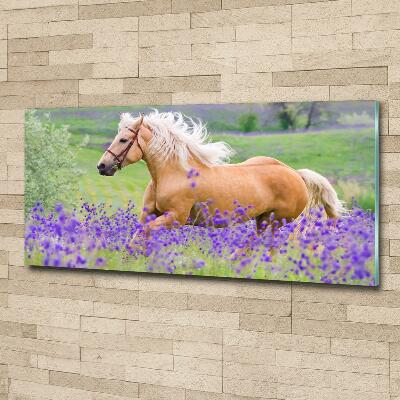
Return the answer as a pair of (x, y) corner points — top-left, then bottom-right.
(0, 0), (399, 399)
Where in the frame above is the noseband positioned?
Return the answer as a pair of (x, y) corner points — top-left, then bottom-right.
(106, 124), (143, 170)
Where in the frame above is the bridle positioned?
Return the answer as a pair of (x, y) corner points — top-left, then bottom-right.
(106, 118), (144, 170)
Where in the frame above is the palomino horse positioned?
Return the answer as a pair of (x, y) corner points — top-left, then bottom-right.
(97, 111), (344, 245)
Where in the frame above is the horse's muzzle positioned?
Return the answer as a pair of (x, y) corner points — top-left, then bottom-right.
(97, 163), (116, 176)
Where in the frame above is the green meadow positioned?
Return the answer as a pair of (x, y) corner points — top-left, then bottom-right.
(72, 128), (375, 212)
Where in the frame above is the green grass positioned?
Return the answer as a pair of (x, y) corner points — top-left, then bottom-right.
(27, 242), (374, 286)
(72, 128), (375, 211)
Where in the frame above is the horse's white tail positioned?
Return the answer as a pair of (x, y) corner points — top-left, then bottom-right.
(297, 168), (345, 219)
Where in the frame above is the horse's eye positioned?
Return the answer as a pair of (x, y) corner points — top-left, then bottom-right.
(120, 138), (128, 143)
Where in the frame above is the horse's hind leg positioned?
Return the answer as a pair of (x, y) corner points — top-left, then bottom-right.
(256, 212), (281, 256)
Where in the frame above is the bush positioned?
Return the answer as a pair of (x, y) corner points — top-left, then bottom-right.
(25, 110), (83, 213)
(237, 112), (259, 133)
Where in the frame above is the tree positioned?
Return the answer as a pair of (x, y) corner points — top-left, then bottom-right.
(276, 102), (328, 131)
(237, 112), (260, 133)
(25, 110), (83, 213)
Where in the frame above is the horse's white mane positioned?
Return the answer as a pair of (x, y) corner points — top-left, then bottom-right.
(119, 110), (234, 169)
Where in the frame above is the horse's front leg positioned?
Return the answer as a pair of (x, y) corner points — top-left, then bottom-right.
(129, 181), (156, 249)
(147, 208), (190, 232)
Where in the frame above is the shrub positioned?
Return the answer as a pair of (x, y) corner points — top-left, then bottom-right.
(237, 112), (260, 133)
(25, 110), (83, 213)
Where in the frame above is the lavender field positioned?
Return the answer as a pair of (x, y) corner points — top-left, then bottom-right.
(25, 200), (376, 286)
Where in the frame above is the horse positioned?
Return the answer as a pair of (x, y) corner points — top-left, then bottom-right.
(97, 110), (345, 246)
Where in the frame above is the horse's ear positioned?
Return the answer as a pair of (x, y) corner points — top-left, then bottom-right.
(137, 113), (144, 126)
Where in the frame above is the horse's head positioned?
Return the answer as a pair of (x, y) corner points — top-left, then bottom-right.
(97, 113), (147, 176)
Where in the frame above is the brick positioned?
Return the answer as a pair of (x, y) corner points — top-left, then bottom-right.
(188, 293), (290, 316)
(139, 291), (187, 310)
(139, 13), (190, 32)
(126, 320), (222, 344)
(223, 377), (276, 398)
(139, 383), (185, 400)
(0, 80), (78, 96)
(224, 329), (330, 353)
(194, 38), (291, 59)
(172, 91), (221, 104)
(139, 44), (191, 62)
(139, 307), (239, 328)
(172, 0), (220, 13)
(93, 302), (138, 320)
(45, 17), (139, 37)
(331, 338), (389, 359)
(8, 64), (93, 81)
(293, 301), (347, 321)
(240, 313), (291, 333)
(80, 331), (172, 354)
(9, 380), (93, 400)
(0, 334), (80, 359)
(295, 13), (400, 38)
(140, 276), (286, 300)
(352, 0), (400, 15)
(274, 67), (387, 87)
(173, 340), (222, 360)
(80, 361), (125, 381)
(81, 347), (173, 370)
(139, 26), (235, 47)
(37, 355), (80, 373)
(355, 30), (400, 50)
(224, 345), (275, 365)
(0, 110), (25, 124)
(238, 54), (292, 73)
(276, 350), (388, 375)
(222, 85), (329, 103)
(293, 0), (351, 20)
(236, 22), (290, 41)
(93, 62), (138, 78)
(0, 349), (30, 366)
(49, 371), (139, 398)
(8, 293), (93, 315)
(390, 118), (400, 135)
(8, 34), (92, 53)
(93, 31), (138, 48)
(293, 318), (400, 342)
(278, 384), (389, 400)
(0, 209), (23, 223)
(37, 325), (80, 344)
(123, 75), (221, 93)
(81, 316), (125, 334)
(79, 93), (171, 107)
(94, 273), (138, 291)
(347, 305), (400, 325)
(174, 356), (221, 377)
(0, 5), (77, 24)
(191, 5), (291, 28)
(79, 79), (124, 95)
(8, 51), (49, 66)
(0, 305), (80, 330)
(49, 47), (137, 65)
(293, 33), (352, 53)
(389, 66), (400, 83)
(139, 59), (235, 77)
(79, 0), (171, 20)
(8, 365), (49, 385)
(293, 48), (392, 70)
(330, 85), (389, 101)
(0, 0), (77, 10)
(125, 365), (222, 392)
(7, 166), (23, 182)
